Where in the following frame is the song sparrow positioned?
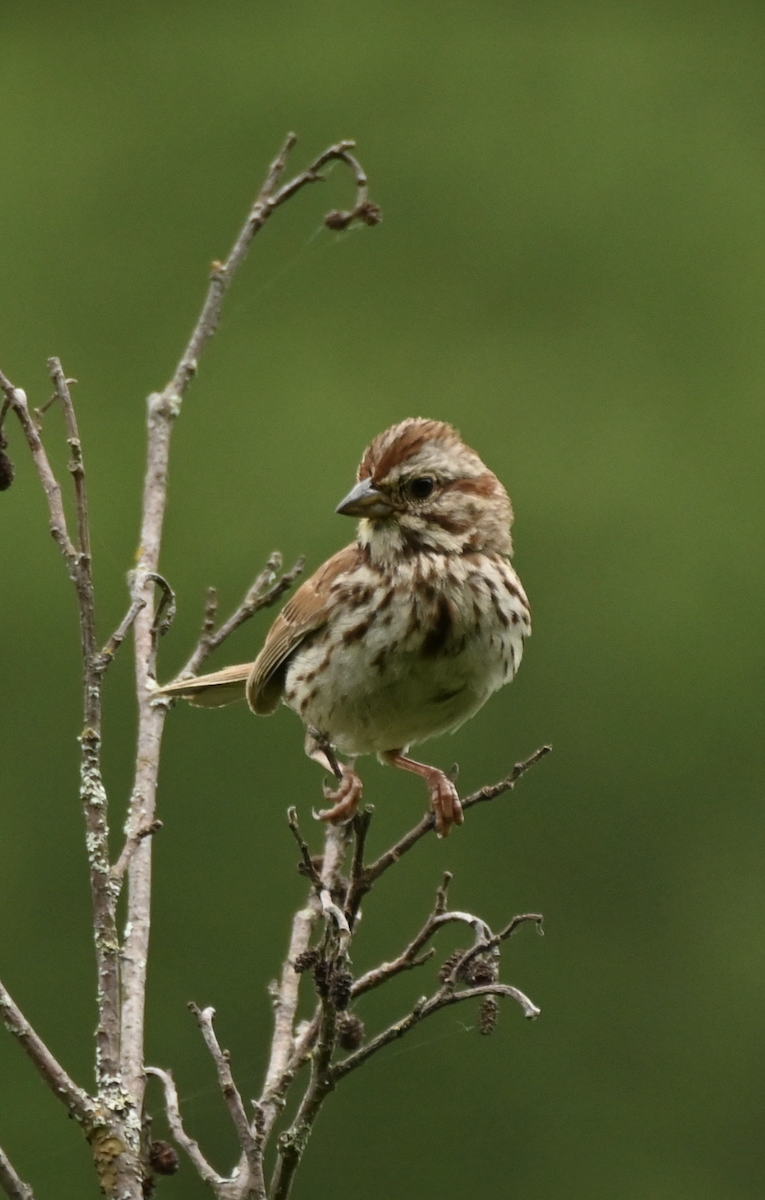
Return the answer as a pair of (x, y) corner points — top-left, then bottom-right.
(160, 419), (530, 836)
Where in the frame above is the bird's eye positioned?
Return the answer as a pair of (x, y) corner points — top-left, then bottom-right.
(408, 476), (436, 499)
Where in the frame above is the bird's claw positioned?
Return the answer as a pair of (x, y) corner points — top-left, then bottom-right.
(316, 763), (364, 825)
(429, 773), (464, 839)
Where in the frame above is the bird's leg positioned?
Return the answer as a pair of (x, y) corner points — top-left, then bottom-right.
(307, 737), (364, 824)
(382, 750), (464, 838)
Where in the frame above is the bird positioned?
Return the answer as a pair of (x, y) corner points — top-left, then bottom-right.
(159, 418), (531, 836)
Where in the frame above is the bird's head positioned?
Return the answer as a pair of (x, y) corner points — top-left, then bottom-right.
(336, 418), (514, 562)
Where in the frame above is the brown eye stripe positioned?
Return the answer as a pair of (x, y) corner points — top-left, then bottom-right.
(441, 473), (499, 498)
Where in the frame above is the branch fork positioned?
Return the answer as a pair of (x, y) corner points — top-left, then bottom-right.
(145, 746), (548, 1200)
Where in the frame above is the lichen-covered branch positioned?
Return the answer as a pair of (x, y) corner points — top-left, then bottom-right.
(0, 361), (123, 1100)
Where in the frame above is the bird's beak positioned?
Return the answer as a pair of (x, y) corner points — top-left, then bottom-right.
(336, 477), (393, 518)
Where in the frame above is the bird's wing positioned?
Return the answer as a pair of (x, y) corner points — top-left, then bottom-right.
(246, 542), (361, 715)
(158, 662), (253, 708)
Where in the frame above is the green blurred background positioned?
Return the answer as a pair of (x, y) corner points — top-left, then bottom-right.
(1, 2), (764, 1196)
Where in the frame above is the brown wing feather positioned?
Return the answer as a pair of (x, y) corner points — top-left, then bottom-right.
(158, 662), (252, 708)
(246, 543), (361, 715)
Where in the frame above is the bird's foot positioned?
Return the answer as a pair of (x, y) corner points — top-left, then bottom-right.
(382, 751), (464, 838)
(316, 763), (364, 825)
(426, 770), (464, 838)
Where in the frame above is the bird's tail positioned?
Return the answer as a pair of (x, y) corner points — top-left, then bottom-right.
(157, 663), (252, 708)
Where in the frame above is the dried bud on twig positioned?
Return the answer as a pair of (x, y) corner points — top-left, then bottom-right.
(324, 200), (382, 230)
(330, 967), (354, 1011)
(479, 995), (500, 1035)
(439, 949), (468, 983)
(293, 948), (321, 973)
(0, 414), (13, 490)
(149, 1140), (180, 1175)
(464, 955), (499, 987)
(337, 1012), (365, 1050)
(0, 447), (14, 490)
(313, 958), (333, 998)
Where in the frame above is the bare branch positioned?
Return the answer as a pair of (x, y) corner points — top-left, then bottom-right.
(462, 744), (553, 811)
(239, 824), (351, 1200)
(96, 598), (146, 673)
(80, 725), (121, 1085)
(180, 554), (305, 680)
(346, 745), (552, 913)
(145, 1068), (224, 1190)
(0, 978), (92, 1126)
(1, 362), (124, 1093)
(345, 807), (373, 927)
(110, 820), (163, 887)
(287, 808), (323, 888)
(154, 135), (379, 424)
(496, 911), (545, 943)
(261, 824), (349, 1113)
(188, 1004), (264, 1192)
(124, 139), (374, 1116)
(352, 908), (491, 1000)
(289, 807), (351, 941)
(0, 370), (77, 566)
(333, 982), (540, 1084)
(275, 142), (381, 230)
(268, 988), (337, 1200)
(0, 1142), (35, 1200)
(435, 870), (453, 915)
(446, 984), (540, 1020)
(46, 360), (91, 571)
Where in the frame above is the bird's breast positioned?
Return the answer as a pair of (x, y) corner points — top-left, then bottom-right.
(282, 554), (530, 756)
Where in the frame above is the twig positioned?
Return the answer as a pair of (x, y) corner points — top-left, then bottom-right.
(333, 982), (540, 1084)
(462, 745), (552, 811)
(269, 985), (337, 1200)
(287, 808), (323, 888)
(45, 358), (123, 1088)
(352, 907), (491, 1000)
(146, 572), (176, 655)
(447, 983), (540, 1018)
(145, 1068), (224, 1190)
(110, 820), (163, 886)
(319, 890), (351, 945)
(180, 554), (305, 680)
(435, 870), (453, 915)
(345, 808), (373, 927)
(0, 977), (91, 1126)
(346, 745), (552, 913)
(1, 363), (123, 1096)
(96, 598), (146, 672)
(123, 138), (374, 1122)
(288, 809), (350, 942)
(188, 1005), (264, 1191)
(247, 825), (349, 1200)
(46, 360), (90, 569)
(0, 1141), (35, 1200)
(0, 371), (77, 566)
(261, 825), (349, 1108)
